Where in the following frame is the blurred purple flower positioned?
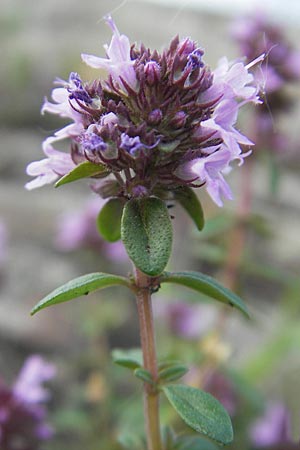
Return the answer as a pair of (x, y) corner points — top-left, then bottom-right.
(232, 12), (300, 155)
(0, 355), (56, 450)
(154, 301), (216, 339)
(250, 402), (293, 447)
(55, 198), (127, 261)
(13, 355), (56, 404)
(232, 13), (300, 88)
(203, 370), (237, 416)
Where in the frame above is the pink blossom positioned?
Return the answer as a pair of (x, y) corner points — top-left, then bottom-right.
(25, 144), (76, 190)
(213, 57), (260, 103)
(81, 15), (138, 91)
(188, 149), (233, 207)
(41, 82), (84, 145)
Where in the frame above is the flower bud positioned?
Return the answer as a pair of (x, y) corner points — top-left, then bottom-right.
(177, 38), (196, 58)
(170, 111), (187, 128)
(144, 61), (161, 85)
(132, 185), (149, 197)
(148, 108), (163, 125)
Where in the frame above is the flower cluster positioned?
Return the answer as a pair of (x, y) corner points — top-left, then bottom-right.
(26, 16), (259, 206)
(0, 355), (56, 450)
(232, 13), (300, 153)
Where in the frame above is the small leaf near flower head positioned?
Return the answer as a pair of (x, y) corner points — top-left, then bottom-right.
(111, 348), (143, 370)
(97, 198), (124, 242)
(159, 271), (249, 317)
(162, 384), (233, 445)
(174, 186), (204, 231)
(134, 368), (156, 386)
(121, 197), (173, 276)
(55, 161), (109, 187)
(31, 273), (131, 315)
(158, 364), (189, 383)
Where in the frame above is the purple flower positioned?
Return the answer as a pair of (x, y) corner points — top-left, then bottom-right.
(0, 355), (55, 450)
(250, 403), (292, 447)
(25, 144), (76, 190)
(67, 72), (93, 104)
(180, 149), (234, 207)
(120, 134), (144, 155)
(26, 17), (259, 207)
(13, 355), (56, 404)
(81, 15), (138, 91)
(186, 49), (205, 71)
(80, 129), (108, 152)
(154, 301), (216, 339)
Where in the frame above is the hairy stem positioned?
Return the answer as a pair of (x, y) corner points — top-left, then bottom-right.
(134, 267), (162, 450)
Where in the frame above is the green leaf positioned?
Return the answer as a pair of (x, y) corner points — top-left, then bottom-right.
(174, 186), (204, 231)
(118, 433), (145, 450)
(31, 273), (131, 315)
(121, 197), (173, 276)
(159, 365), (189, 383)
(134, 368), (155, 386)
(175, 435), (219, 450)
(55, 161), (108, 187)
(158, 360), (182, 370)
(97, 198), (124, 242)
(163, 385), (233, 445)
(160, 271), (249, 317)
(111, 348), (143, 370)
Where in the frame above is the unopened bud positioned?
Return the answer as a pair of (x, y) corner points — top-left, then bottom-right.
(148, 108), (163, 125)
(132, 185), (149, 197)
(177, 38), (196, 58)
(144, 61), (161, 85)
(171, 111), (187, 128)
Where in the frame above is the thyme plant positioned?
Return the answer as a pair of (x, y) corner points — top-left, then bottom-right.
(26, 16), (261, 450)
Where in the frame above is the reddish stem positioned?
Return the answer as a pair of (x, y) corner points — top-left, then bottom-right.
(134, 267), (162, 450)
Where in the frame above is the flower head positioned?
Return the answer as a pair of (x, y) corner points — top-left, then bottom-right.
(0, 355), (55, 449)
(26, 17), (259, 206)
